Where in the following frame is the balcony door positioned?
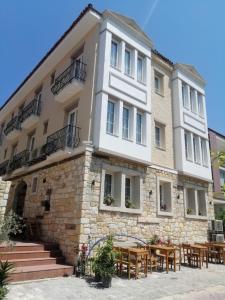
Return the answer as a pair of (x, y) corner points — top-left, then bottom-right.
(67, 109), (77, 148)
(27, 133), (35, 160)
(72, 53), (84, 79)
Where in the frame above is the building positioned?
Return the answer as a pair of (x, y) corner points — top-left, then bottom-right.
(208, 128), (225, 214)
(0, 4), (213, 264)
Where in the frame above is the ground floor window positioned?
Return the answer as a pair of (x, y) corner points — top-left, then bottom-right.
(157, 177), (173, 216)
(185, 186), (207, 218)
(100, 164), (143, 213)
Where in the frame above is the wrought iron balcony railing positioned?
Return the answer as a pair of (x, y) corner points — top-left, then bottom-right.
(4, 116), (20, 136)
(45, 125), (80, 156)
(51, 60), (86, 95)
(7, 150), (29, 173)
(0, 160), (9, 176)
(19, 97), (41, 124)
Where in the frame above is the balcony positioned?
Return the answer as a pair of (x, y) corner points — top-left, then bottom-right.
(4, 116), (21, 140)
(0, 160), (9, 176)
(20, 97), (41, 130)
(51, 60), (86, 103)
(7, 150), (30, 173)
(45, 125), (80, 161)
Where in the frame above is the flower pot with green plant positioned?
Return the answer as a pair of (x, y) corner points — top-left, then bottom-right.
(186, 208), (192, 215)
(92, 235), (116, 288)
(104, 195), (115, 206)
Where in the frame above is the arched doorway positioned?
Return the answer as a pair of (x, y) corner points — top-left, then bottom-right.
(13, 181), (27, 216)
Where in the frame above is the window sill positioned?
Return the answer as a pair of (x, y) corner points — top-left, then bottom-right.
(155, 90), (164, 97)
(155, 145), (166, 151)
(137, 79), (146, 86)
(110, 65), (121, 72)
(124, 73), (134, 79)
(122, 137), (133, 143)
(157, 211), (173, 217)
(99, 204), (142, 214)
(185, 214), (208, 220)
(106, 132), (119, 138)
(136, 142), (146, 147)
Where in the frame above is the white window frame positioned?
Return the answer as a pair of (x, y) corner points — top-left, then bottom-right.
(184, 185), (208, 220)
(193, 134), (201, 165)
(122, 105), (130, 140)
(136, 111), (144, 145)
(201, 138), (208, 167)
(155, 122), (165, 150)
(106, 99), (116, 135)
(137, 55), (144, 83)
(124, 47), (132, 76)
(154, 71), (164, 95)
(190, 88), (198, 114)
(99, 164), (143, 214)
(110, 39), (119, 69)
(184, 131), (193, 162)
(157, 176), (173, 217)
(31, 176), (38, 195)
(182, 82), (189, 109)
(197, 92), (205, 118)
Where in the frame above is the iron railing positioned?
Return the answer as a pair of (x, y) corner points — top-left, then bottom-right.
(51, 60), (86, 95)
(45, 125), (80, 155)
(4, 116), (20, 136)
(7, 150), (29, 173)
(19, 97), (41, 124)
(0, 160), (9, 176)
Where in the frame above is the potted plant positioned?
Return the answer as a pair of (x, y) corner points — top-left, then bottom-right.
(125, 199), (135, 209)
(147, 234), (160, 245)
(187, 208), (192, 215)
(92, 236), (116, 288)
(75, 243), (87, 277)
(104, 195), (115, 206)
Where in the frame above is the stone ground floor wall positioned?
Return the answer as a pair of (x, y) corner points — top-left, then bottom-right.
(0, 178), (11, 215)
(5, 149), (214, 263)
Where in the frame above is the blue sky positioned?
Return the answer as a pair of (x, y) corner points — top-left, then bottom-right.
(0, 0), (224, 133)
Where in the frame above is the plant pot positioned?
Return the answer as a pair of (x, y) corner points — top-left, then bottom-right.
(94, 273), (102, 282)
(102, 276), (112, 288)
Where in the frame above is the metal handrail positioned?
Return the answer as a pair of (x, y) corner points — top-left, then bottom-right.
(51, 60), (86, 95)
(19, 97), (41, 123)
(7, 150), (30, 172)
(4, 116), (20, 136)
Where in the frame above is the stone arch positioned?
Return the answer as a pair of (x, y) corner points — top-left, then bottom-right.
(13, 180), (27, 216)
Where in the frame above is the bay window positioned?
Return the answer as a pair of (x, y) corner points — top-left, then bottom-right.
(197, 93), (204, 118)
(125, 48), (132, 76)
(122, 106), (130, 139)
(190, 88), (197, 114)
(136, 112), (143, 144)
(182, 82), (189, 109)
(184, 131), (193, 161)
(137, 56), (144, 82)
(106, 100), (115, 134)
(110, 40), (118, 68)
(201, 139), (208, 167)
(193, 135), (201, 164)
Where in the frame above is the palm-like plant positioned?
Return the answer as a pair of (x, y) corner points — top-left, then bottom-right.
(0, 261), (14, 286)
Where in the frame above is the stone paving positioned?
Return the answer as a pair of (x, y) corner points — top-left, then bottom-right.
(7, 264), (225, 300)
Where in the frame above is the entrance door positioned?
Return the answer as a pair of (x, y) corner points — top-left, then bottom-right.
(67, 109), (77, 147)
(13, 181), (27, 217)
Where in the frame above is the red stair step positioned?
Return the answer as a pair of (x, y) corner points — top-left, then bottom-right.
(10, 264), (74, 282)
(2, 257), (65, 267)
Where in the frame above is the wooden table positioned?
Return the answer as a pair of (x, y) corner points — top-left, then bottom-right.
(147, 245), (176, 274)
(190, 244), (208, 268)
(128, 248), (149, 279)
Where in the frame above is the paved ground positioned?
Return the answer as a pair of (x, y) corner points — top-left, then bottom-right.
(7, 264), (225, 300)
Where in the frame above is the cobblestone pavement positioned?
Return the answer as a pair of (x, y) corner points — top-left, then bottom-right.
(7, 264), (225, 300)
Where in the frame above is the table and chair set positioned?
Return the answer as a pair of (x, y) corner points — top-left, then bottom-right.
(113, 241), (225, 279)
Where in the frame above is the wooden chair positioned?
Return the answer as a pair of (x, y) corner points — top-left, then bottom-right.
(129, 249), (148, 279)
(181, 243), (192, 265)
(118, 248), (131, 279)
(169, 245), (182, 271)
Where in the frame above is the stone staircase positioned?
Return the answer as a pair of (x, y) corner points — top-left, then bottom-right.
(0, 241), (74, 282)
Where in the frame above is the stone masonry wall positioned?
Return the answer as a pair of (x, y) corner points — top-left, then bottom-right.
(79, 151), (214, 249)
(6, 155), (87, 264)
(0, 178), (11, 215)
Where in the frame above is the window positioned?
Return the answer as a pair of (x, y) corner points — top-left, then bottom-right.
(157, 178), (173, 215)
(190, 88), (197, 114)
(137, 56), (144, 82)
(136, 112), (143, 144)
(110, 40), (118, 68)
(4, 149), (7, 159)
(184, 131), (192, 161)
(154, 71), (163, 95)
(155, 123), (165, 149)
(31, 177), (38, 194)
(104, 174), (113, 197)
(125, 48), (131, 76)
(43, 120), (49, 135)
(27, 132), (36, 160)
(185, 187), (207, 218)
(106, 101), (115, 134)
(197, 93), (204, 118)
(182, 83), (189, 109)
(122, 106), (129, 139)
(201, 139), (208, 167)
(219, 169), (225, 191)
(50, 72), (55, 85)
(100, 165), (142, 213)
(193, 135), (201, 164)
